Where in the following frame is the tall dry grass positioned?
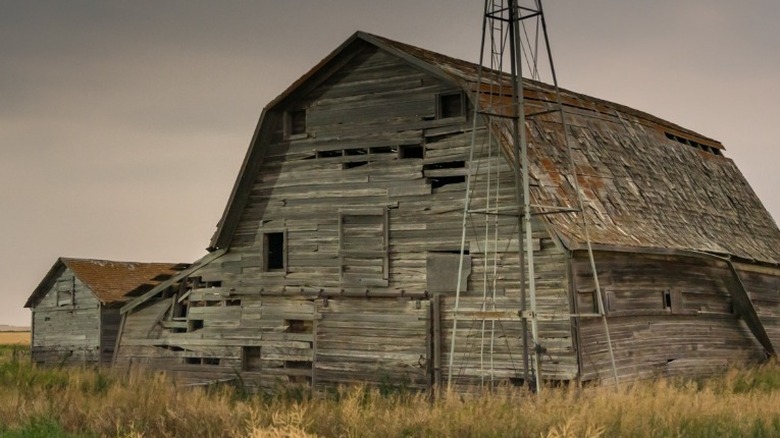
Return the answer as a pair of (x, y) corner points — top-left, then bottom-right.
(1, 345), (779, 437)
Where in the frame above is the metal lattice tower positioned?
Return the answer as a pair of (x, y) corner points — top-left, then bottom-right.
(447, 0), (618, 393)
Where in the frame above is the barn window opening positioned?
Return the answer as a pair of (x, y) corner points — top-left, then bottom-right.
(188, 319), (204, 331)
(287, 109), (307, 137)
(56, 278), (75, 307)
(438, 92), (466, 119)
(225, 299), (241, 307)
(399, 144), (424, 159)
(424, 161), (467, 189)
(663, 289), (672, 310)
(184, 357), (200, 365)
(243, 347), (262, 371)
(202, 357), (220, 366)
(263, 232), (286, 272)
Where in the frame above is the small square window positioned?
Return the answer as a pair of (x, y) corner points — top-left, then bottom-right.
(263, 231), (286, 272)
(438, 92), (465, 119)
(288, 109), (306, 136)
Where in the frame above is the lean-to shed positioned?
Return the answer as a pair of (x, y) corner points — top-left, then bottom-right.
(25, 258), (186, 365)
(115, 32), (780, 389)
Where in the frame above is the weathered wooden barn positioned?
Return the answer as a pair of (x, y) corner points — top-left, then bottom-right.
(25, 258), (186, 365)
(114, 32), (780, 390)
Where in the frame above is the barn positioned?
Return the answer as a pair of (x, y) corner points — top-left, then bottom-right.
(25, 258), (186, 366)
(113, 31), (780, 390)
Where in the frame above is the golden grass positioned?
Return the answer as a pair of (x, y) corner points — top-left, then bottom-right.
(0, 346), (779, 437)
(0, 331), (30, 345)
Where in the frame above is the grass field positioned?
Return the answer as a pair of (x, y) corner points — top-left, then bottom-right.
(0, 343), (779, 437)
(0, 331), (30, 345)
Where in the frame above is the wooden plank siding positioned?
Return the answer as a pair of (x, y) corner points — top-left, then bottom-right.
(440, 219), (576, 389)
(115, 45), (575, 389)
(31, 267), (102, 365)
(572, 251), (776, 384)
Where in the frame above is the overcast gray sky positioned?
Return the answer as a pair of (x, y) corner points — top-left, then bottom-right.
(2, 1), (778, 326)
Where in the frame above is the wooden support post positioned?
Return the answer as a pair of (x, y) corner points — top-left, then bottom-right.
(432, 294), (442, 390)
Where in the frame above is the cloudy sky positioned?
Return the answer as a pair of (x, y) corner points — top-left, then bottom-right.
(2, 1), (778, 326)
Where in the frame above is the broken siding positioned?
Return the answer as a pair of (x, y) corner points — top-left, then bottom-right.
(31, 267), (101, 364)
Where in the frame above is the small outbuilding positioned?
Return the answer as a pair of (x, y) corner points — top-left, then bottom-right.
(25, 258), (186, 365)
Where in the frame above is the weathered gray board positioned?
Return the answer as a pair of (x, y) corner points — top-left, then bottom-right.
(30, 267), (103, 365)
(572, 251), (778, 383)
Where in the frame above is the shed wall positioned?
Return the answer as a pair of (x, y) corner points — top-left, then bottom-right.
(31, 267), (101, 365)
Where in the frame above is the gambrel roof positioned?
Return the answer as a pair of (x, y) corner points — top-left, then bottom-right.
(209, 31), (780, 264)
(25, 258), (188, 308)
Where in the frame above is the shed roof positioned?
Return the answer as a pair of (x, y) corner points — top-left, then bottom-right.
(209, 31), (780, 264)
(25, 258), (188, 308)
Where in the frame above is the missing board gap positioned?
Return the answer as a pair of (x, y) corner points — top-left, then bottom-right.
(399, 144), (424, 159)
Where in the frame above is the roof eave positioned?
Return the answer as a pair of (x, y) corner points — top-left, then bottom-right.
(24, 258), (66, 308)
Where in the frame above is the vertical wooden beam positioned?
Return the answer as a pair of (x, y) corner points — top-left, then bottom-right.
(312, 311), (319, 389)
(111, 310), (126, 367)
(725, 261), (775, 356)
(432, 294), (442, 389)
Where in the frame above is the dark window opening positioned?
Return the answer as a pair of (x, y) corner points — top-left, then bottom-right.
(202, 357), (220, 366)
(225, 299), (241, 307)
(663, 289), (672, 310)
(243, 347), (262, 372)
(343, 161), (368, 169)
(439, 92), (465, 119)
(288, 109), (306, 136)
(264, 232), (285, 271)
(316, 150), (342, 159)
(205, 281), (222, 288)
(400, 144), (424, 159)
(184, 357), (200, 365)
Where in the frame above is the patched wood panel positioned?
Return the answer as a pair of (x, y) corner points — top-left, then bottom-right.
(315, 298), (429, 389)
